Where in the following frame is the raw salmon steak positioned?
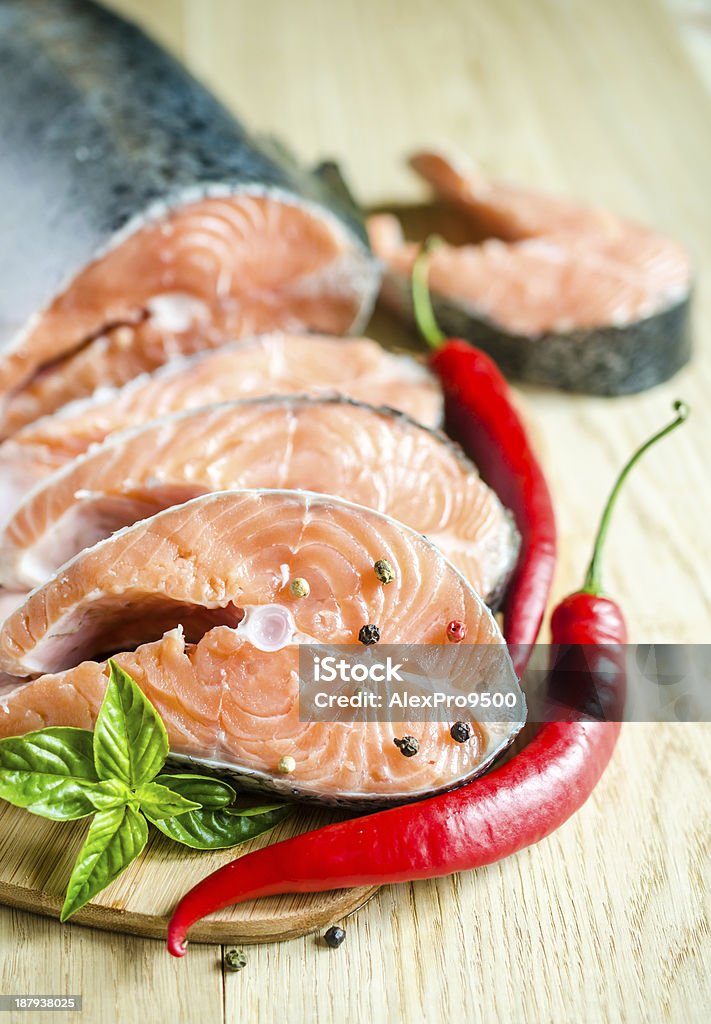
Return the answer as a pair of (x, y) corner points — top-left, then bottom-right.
(0, 0), (379, 436)
(0, 396), (517, 609)
(369, 149), (692, 395)
(0, 491), (524, 804)
(0, 334), (441, 518)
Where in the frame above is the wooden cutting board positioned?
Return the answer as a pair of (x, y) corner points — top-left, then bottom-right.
(0, 799), (378, 943)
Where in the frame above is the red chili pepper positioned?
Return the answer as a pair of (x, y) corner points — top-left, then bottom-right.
(547, 401), (688, 721)
(166, 258), (688, 957)
(168, 717), (617, 957)
(411, 244), (557, 676)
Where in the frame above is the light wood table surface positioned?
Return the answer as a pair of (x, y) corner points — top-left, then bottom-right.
(2, 1), (710, 1021)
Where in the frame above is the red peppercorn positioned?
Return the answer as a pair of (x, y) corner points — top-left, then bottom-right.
(446, 620), (466, 643)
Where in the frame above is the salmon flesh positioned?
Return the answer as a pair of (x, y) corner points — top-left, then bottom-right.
(0, 491), (525, 805)
(0, 396), (518, 609)
(0, 333), (442, 525)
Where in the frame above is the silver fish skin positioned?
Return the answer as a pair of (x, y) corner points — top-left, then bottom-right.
(0, 0), (379, 395)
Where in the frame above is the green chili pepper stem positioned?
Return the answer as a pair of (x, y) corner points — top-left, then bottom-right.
(411, 237), (447, 350)
(582, 400), (690, 595)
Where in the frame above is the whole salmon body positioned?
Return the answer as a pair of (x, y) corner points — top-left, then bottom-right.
(0, 0), (380, 433)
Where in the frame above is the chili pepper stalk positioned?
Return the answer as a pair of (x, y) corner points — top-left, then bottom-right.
(552, 401), (689, 645)
(581, 401), (690, 598)
(411, 238), (447, 351)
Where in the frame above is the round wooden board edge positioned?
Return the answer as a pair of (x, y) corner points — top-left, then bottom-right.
(0, 878), (380, 944)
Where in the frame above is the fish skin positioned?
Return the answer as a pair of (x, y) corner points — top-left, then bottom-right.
(0, 394), (518, 605)
(0, 489), (525, 805)
(381, 267), (692, 396)
(440, 293), (692, 396)
(0, 0), (379, 399)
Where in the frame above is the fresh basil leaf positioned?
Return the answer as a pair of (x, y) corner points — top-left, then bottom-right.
(135, 781), (201, 820)
(225, 802), (290, 817)
(0, 727), (100, 820)
(93, 661), (168, 788)
(154, 773), (236, 809)
(60, 805), (148, 921)
(146, 804), (292, 850)
(83, 778), (131, 812)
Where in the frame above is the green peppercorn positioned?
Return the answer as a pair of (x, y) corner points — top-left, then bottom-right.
(393, 735), (419, 757)
(278, 755), (296, 774)
(373, 559), (395, 585)
(290, 577), (310, 598)
(358, 623), (380, 645)
(323, 926), (346, 948)
(450, 721), (472, 743)
(224, 947), (247, 971)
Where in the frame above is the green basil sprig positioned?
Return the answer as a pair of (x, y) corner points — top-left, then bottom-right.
(0, 660), (292, 920)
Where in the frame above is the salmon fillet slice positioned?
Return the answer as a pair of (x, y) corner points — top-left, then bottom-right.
(0, 396), (517, 607)
(0, 195), (379, 438)
(410, 150), (630, 241)
(368, 149), (692, 394)
(0, 334), (441, 522)
(369, 209), (689, 335)
(0, 490), (523, 804)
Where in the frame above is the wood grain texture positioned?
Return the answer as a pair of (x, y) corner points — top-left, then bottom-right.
(0, 801), (377, 943)
(2, 0), (711, 1022)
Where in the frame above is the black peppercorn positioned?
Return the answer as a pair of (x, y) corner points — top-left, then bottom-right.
(358, 623), (380, 645)
(393, 735), (419, 757)
(324, 925), (346, 948)
(450, 721), (473, 743)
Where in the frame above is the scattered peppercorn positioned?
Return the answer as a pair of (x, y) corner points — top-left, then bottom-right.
(393, 735), (419, 757)
(373, 559), (395, 585)
(290, 577), (310, 598)
(224, 947), (247, 971)
(446, 619), (467, 643)
(277, 755), (296, 774)
(450, 721), (472, 743)
(323, 925), (346, 948)
(358, 624), (380, 645)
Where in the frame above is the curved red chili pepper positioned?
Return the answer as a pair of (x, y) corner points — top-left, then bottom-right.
(165, 266), (688, 957)
(167, 715), (620, 957)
